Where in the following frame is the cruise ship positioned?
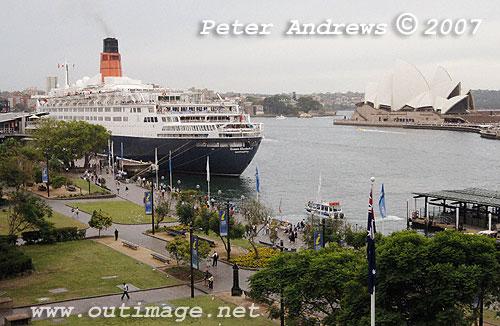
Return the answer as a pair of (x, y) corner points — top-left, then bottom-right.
(36, 38), (262, 176)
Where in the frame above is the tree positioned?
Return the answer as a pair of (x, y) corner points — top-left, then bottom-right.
(250, 246), (366, 325)
(88, 210), (112, 237)
(0, 139), (41, 188)
(241, 199), (272, 259)
(176, 200), (197, 226)
(7, 190), (53, 235)
(374, 230), (500, 326)
(166, 235), (211, 267)
(296, 96), (323, 112)
(203, 207), (245, 259)
(154, 198), (171, 230)
(33, 118), (110, 169)
(166, 236), (188, 265)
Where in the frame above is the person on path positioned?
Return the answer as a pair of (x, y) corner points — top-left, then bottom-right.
(121, 283), (130, 300)
(76, 207), (79, 218)
(71, 208), (75, 218)
(116, 185), (120, 195)
(208, 275), (214, 289)
(212, 252), (218, 267)
(114, 229), (119, 241)
(125, 186), (129, 196)
(204, 269), (211, 287)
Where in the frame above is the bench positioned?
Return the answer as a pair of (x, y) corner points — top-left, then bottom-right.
(258, 240), (275, 248)
(166, 228), (187, 236)
(4, 314), (31, 326)
(0, 298), (13, 311)
(198, 237), (216, 247)
(121, 241), (138, 250)
(151, 253), (170, 263)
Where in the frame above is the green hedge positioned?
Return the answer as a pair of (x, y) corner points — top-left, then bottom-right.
(22, 227), (86, 244)
(0, 242), (33, 279)
(0, 235), (17, 245)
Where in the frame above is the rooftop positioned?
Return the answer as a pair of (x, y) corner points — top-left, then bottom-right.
(413, 188), (500, 208)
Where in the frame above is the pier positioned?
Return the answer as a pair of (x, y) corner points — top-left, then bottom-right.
(410, 188), (500, 235)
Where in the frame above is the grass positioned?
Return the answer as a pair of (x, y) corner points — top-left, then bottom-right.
(70, 178), (110, 195)
(0, 240), (179, 306)
(68, 201), (176, 224)
(32, 295), (275, 326)
(0, 210), (87, 236)
(194, 229), (264, 251)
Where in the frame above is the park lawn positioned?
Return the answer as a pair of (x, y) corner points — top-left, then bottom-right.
(68, 201), (176, 224)
(70, 178), (110, 195)
(0, 210), (86, 236)
(0, 240), (178, 306)
(32, 295), (275, 326)
(194, 229), (264, 251)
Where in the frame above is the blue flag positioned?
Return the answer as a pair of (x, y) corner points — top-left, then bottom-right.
(255, 166), (260, 193)
(367, 188), (377, 294)
(169, 151), (172, 174)
(314, 232), (323, 250)
(192, 235), (199, 269)
(379, 184), (387, 219)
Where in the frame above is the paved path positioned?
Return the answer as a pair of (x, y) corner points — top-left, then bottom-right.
(2, 170), (299, 324)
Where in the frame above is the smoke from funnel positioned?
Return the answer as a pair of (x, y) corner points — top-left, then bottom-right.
(91, 14), (114, 37)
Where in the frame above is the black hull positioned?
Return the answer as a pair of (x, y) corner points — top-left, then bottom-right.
(110, 136), (261, 177)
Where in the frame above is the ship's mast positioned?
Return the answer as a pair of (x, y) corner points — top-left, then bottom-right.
(58, 58), (74, 88)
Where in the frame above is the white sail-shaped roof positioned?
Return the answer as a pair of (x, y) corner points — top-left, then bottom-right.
(392, 60), (430, 111)
(363, 60), (473, 114)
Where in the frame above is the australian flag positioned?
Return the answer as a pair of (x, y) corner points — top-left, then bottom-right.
(367, 188), (377, 294)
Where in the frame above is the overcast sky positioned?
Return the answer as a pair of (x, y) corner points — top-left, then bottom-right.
(1, 0), (499, 93)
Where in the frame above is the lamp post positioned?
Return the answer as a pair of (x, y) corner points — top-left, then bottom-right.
(218, 190), (231, 260)
(177, 179), (181, 191)
(189, 225), (203, 298)
(45, 152), (50, 198)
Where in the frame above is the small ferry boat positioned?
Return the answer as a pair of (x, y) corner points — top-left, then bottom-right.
(276, 114), (286, 120)
(306, 201), (344, 219)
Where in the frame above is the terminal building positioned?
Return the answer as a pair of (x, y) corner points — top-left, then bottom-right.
(351, 60), (477, 124)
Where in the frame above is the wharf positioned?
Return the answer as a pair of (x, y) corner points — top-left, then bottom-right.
(333, 119), (483, 133)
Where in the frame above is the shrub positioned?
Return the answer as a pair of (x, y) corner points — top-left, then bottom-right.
(51, 175), (67, 189)
(232, 248), (280, 268)
(0, 235), (17, 245)
(22, 230), (41, 245)
(0, 242), (33, 279)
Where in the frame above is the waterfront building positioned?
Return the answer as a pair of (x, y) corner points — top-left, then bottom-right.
(351, 60), (475, 124)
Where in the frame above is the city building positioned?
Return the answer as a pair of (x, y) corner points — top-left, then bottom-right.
(45, 76), (58, 94)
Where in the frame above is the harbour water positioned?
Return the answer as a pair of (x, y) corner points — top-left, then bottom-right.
(168, 112), (500, 234)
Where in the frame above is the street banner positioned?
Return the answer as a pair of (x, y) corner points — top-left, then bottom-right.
(220, 210), (228, 237)
(192, 235), (199, 269)
(42, 167), (48, 183)
(145, 191), (152, 215)
(314, 232), (322, 250)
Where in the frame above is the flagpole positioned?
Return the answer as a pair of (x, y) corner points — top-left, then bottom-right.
(370, 176), (376, 326)
(155, 148), (159, 191)
(206, 156), (210, 205)
(169, 150), (172, 193)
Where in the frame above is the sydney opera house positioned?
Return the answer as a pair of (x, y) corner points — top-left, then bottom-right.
(351, 60), (476, 124)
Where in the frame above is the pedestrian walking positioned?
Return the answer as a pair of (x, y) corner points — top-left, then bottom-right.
(75, 207), (79, 218)
(212, 252), (218, 266)
(71, 208), (75, 218)
(121, 283), (130, 300)
(116, 185), (120, 195)
(114, 229), (119, 241)
(208, 275), (214, 289)
(204, 269), (210, 287)
(125, 186), (129, 196)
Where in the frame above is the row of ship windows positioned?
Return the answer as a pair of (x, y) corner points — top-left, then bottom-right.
(161, 125), (216, 132)
(43, 106), (234, 113)
(43, 107), (152, 113)
(55, 116), (129, 122)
